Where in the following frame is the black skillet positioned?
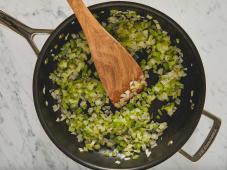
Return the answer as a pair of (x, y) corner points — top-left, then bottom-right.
(0, 1), (221, 170)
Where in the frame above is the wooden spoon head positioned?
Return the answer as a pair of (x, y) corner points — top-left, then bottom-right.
(91, 37), (146, 107)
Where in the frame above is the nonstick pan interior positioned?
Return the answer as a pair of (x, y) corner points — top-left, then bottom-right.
(33, 2), (206, 170)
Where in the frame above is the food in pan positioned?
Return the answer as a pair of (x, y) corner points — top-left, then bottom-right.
(48, 10), (186, 162)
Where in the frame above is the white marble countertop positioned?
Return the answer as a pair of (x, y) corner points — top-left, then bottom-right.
(0, 0), (227, 169)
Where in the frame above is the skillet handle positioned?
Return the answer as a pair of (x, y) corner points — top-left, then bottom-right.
(179, 110), (221, 162)
(0, 10), (53, 56)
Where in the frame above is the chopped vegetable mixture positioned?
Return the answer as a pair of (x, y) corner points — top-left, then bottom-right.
(49, 10), (186, 160)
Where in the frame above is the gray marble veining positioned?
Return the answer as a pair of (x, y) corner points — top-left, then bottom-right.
(0, 0), (227, 170)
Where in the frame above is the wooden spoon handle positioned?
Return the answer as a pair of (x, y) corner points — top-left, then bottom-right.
(67, 0), (105, 43)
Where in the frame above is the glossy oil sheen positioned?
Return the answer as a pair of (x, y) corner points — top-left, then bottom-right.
(33, 2), (206, 170)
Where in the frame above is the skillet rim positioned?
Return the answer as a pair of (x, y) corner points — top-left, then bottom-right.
(33, 1), (206, 170)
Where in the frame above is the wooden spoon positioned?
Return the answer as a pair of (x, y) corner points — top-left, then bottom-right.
(67, 0), (146, 107)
